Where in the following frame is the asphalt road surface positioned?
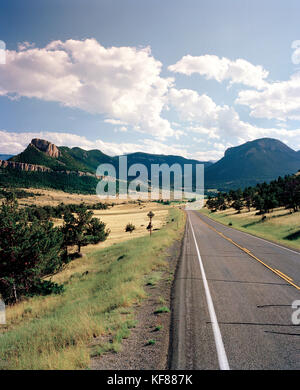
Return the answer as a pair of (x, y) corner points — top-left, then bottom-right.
(170, 210), (300, 370)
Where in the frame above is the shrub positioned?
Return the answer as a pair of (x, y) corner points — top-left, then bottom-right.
(154, 306), (170, 314)
(146, 339), (156, 345)
(125, 223), (136, 234)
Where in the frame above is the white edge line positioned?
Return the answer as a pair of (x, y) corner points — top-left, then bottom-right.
(188, 215), (230, 370)
(200, 212), (300, 257)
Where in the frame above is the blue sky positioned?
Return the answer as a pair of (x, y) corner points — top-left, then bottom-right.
(0, 0), (300, 160)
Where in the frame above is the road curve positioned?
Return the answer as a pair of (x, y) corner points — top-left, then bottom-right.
(170, 210), (300, 370)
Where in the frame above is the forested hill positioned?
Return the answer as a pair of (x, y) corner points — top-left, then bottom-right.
(205, 138), (300, 190)
(1, 137), (300, 193)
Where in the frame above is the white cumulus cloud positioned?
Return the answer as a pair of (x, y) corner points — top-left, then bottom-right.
(168, 54), (268, 89)
(169, 87), (300, 148)
(236, 72), (300, 121)
(0, 130), (189, 159)
(0, 39), (175, 139)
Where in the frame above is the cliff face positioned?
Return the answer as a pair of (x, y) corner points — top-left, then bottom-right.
(30, 138), (61, 158)
(0, 159), (102, 178)
(0, 160), (52, 172)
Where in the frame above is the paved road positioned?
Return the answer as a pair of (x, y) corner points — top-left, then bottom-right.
(170, 211), (300, 370)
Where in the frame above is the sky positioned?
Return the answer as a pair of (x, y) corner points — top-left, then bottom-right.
(0, 0), (300, 161)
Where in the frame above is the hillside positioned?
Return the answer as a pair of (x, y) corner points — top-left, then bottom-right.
(205, 138), (300, 190)
(4, 139), (211, 193)
(9, 139), (211, 174)
(10, 139), (94, 173)
(59, 146), (115, 172)
(2, 137), (300, 193)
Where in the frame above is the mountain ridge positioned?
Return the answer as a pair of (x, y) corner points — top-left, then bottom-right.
(2, 137), (300, 192)
(205, 137), (300, 189)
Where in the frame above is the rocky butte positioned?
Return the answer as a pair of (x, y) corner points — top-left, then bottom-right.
(30, 138), (61, 158)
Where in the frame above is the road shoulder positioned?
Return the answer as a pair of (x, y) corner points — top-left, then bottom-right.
(90, 235), (184, 370)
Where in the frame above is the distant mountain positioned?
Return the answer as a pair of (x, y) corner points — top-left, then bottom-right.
(10, 139), (99, 173)
(205, 138), (300, 190)
(3, 138), (211, 193)
(8, 139), (211, 175)
(3, 137), (300, 193)
(0, 154), (13, 160)
(125, 152), (211, 169)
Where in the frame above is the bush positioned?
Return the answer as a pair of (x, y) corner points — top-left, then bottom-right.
(154, 306), (170, 314)
(146, 339), (156, 345)
(125, 223), (136, 234)
(27, 280), (65, 296)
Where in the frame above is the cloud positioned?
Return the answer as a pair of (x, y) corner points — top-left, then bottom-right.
(0, 130), (189, 159)
(104, 119), (127, 125)
(0, 39), (175, 139)
(168, 88), (218, 126)
(168, 54), (268, 89)
(236, 72), (300, 121)
(2, 42), (300, 160)
(169, 87), (300, 148)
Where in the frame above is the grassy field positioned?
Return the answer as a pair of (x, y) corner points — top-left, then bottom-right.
(200, 206), (300, 250)
(11, 187), (170, 252)
(0, 207), (185, 370)
(55, 202), (169, 253)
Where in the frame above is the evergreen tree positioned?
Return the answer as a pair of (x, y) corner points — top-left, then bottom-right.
(62, 203), (109, 254)
(0, 194), (64, 303)
(232, 199), (243, 213)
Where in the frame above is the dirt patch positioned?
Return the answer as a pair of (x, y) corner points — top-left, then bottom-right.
(90, 237), (183, 370)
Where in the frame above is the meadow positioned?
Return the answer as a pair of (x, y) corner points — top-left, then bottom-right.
(0, 207), (185, 370)
(200, 206), (300, 250)
(14, 188), (170, 251)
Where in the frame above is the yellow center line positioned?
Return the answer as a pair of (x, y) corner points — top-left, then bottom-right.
(198, 217), (300, 291)
(274, 269), (293, 282)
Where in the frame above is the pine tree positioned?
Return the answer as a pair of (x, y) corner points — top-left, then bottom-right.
(0, 194), (64, 303)
(62, 203), (109, 254)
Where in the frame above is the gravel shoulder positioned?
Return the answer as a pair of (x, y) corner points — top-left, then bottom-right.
(90, 236), (183, 370)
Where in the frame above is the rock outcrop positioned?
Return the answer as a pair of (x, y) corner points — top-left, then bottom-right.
(30, 138), (61, 158)
(0, 159), (103, 178)
(0, 138), (104, 178)
(0, 160), (52, 172)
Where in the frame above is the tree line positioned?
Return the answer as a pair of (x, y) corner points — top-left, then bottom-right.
(0, 193), (110, 304)
(0, 168), (100, 194)
(206, 173), (300, 214)
(24, 201), (111, 221)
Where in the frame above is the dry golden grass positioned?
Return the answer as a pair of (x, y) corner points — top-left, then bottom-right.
(201, 206), (300, 250)
(0, 208), (186, 369)
(5, 188), (171, 285)
(17, 188), (114, 207)
(51, 202), (169, 284)
(85, 203), (169, 251)
(15, 187), (170, 251)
